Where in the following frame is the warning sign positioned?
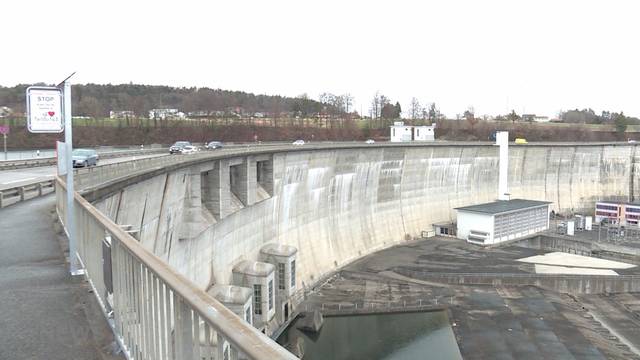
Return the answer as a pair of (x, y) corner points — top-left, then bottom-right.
(26, 86), (64, 133)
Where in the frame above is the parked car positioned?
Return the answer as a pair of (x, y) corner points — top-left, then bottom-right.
(169, 141), (191, 154)
(72, 149), (98, 167)
(628, 139), (637, 143)
(205, 141), (223, 150)
(365, 139), (375, 144)
(515, 138), (528, 144)
(292, 140), (305, 146)
(180, 145), (198, 154)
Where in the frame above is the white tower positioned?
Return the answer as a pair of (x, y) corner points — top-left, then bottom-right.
(496, 131), (510, 200)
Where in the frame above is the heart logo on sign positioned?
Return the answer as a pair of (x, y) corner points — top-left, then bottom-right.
(48, 111), (55, 116)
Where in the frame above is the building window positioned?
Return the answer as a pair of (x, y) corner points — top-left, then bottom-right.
(278, 263), (286, 290)
(268, 280), (274, 310)
(291, 260), (296, 288)
(253, 285), (262, 315)
(392, 128), (396, 137)
(245, 306), (252, 324)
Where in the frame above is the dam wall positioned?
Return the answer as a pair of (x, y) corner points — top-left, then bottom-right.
(93, 144), (639, 292)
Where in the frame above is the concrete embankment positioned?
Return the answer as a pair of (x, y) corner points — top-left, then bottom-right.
(92, 143), (640, 292)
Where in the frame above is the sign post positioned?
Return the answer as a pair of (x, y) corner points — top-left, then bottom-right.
(27, 75), (81, 275)
(0, 125), (8, 160)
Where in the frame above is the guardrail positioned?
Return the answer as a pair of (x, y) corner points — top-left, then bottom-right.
(0, 147), (168, 170)
(56, 177), (296, 360)
(0, 178), (55, 208)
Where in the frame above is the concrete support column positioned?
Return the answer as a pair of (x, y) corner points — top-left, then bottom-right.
(179, 166), (212, 240)
(257, 157), (274, 195)
(204, 160), (231, 220)
(232, 157), (256, 206)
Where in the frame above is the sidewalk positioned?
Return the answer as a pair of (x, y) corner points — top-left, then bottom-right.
(0, 195), (120, 360)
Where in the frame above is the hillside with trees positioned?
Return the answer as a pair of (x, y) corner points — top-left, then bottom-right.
(0, 84), (348, 119)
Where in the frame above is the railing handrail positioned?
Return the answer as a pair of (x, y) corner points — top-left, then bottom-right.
(57, 176), (297, 359)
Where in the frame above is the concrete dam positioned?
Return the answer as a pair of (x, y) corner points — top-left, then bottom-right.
(90, 144), (637, 299)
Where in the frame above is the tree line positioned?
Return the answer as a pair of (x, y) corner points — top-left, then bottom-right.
(0, 84), (346, 119)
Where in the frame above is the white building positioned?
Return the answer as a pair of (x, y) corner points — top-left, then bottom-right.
(595, 201), (640, 225)
(390, 121), (436, 142)
(456, 199), (551, 245)
(148, 108), (186, 120)
(413, 125), (435, 141)
(259, 244), (297, 323)
(109, 110), (135, 119)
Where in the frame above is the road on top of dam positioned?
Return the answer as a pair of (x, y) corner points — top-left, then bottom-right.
(0, 153), (167, 188)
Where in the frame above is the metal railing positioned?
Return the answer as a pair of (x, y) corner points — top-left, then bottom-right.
(56, 177), (296, 360)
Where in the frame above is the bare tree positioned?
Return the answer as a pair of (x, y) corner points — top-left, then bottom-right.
(409, 97), (421, 120)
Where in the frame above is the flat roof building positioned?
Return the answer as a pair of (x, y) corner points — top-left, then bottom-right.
(456, 199), (551, 245)
(595, 201), (640, 225)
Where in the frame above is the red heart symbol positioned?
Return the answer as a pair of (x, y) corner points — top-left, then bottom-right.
(48, 111), (55, 116)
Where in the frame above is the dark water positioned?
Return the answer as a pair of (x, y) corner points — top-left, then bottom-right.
(277, 310), (462, 360)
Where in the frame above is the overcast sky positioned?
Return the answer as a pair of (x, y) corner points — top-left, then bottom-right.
(2, 0), (639, 118)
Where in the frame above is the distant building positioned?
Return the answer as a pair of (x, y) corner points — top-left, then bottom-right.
(595, 201), (640, 225)
(109, 110), (135, 119)
(456, 199), (551, 245)
(390, 121), (436, 142)
(522, 114), (550, 123)
(413, 125), (435, 141)
(149, 108), (185, 120)
(0, 106), (12, 118)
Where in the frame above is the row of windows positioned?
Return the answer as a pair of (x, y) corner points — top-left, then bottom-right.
(627, 214), (640, 220)
(494, 207), (547, 239)
(627, 207), (640, 213)
(596, 204), (619, 211)
(596, 211), (617, 217)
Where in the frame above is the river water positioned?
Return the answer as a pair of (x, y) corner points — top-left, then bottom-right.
(277, 310), (462, 360)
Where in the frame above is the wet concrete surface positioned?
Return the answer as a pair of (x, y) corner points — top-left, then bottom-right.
(301, 237), (640, 359)
(0, 195), (123, 360)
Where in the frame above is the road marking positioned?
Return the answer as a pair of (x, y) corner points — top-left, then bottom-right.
(2, 177), (37, 185)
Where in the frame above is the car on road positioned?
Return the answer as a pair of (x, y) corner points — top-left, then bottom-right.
(292, 140), (305, 146)
(205, 141), (223, 150)
(365, 139), (375, 144)
(169, 141), (192, 154)
(515, 138), (528, 144)
(180, 145), (198, 154)
(72, 149), (99, 167)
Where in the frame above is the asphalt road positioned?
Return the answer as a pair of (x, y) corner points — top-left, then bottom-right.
(0, 153), (166, 186)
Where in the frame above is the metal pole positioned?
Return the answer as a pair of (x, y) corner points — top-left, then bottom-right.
(3, 134), (6, 160)
(64, 79), (82, 275)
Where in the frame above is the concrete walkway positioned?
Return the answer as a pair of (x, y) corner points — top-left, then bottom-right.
(0, 195), (119, 360)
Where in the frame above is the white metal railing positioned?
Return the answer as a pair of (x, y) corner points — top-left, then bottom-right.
(56, 177), (296, 360)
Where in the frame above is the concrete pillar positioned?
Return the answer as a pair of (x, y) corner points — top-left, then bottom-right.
(179, 167), (213, 240)
(256, 157), (274, 195)
(231, 157), (256, 206)
(496, 131), (509, 200)
(203, 160), (231, 220)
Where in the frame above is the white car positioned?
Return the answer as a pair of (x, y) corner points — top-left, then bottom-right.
(180, 145), (198, 154)
(365, 139), (375, 144)
(292, 140), (305, 146)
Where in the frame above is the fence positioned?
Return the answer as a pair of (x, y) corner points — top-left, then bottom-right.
(0, 177), (55, 208)
(56, 177), (296, 360)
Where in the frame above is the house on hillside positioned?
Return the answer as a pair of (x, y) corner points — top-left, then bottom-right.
(149, 108), (185, 120)
(109, 110), (135, 119)
(0, 106), (12, 118)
